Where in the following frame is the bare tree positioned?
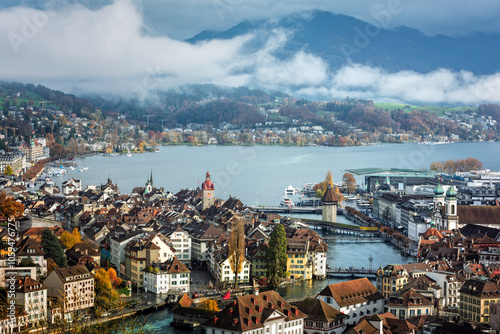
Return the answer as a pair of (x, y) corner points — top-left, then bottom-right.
(228, 218), (245, 289)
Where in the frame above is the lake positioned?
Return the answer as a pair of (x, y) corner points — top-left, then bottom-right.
(53, 142), (500, 206)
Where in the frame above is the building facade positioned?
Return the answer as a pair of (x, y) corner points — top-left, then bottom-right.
(43, 265), (94, 314)
(143, 257), (190, 294)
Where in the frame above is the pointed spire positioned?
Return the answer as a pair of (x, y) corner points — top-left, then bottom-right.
(150, 168), (154, 186)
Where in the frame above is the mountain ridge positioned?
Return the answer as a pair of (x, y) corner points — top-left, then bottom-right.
(186, 10), (500, 75)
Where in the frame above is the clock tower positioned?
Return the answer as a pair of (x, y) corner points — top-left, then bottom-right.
(202, 171), (215, 210)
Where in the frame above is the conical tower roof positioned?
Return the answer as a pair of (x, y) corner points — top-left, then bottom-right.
(321, 185), (341, 203)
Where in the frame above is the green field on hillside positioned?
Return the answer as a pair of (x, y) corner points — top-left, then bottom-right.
(375, 102), (476, 115)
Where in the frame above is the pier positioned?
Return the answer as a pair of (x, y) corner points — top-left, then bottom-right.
(249, 206), (325, 214)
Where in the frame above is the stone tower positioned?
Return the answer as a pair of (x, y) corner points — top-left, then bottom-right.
(202, 171), (215, 210)
(321, 185), (340, 223)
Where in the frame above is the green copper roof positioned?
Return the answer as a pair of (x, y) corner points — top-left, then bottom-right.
(342, 168), (435, 178)
(446, 185), (457, 198)
(434, 184), (444, 196)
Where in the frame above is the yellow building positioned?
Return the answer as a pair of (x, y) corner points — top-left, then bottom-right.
(460, 279), (500, 323)
(376, 263), (432, 299)
(286, 238), (312, 280)
(124, 238), (160, 287)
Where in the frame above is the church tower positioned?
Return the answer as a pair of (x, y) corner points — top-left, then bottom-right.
(321, 185), (340, 223)
(202, 171), (215, 210)
(145, 170), (153, 195)
(444, 185), (459, 230)
(433, 184), (445, 208)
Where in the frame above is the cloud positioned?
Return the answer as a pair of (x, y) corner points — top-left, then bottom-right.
(297, 64), (500, 105)
(1, 0), (500, 106)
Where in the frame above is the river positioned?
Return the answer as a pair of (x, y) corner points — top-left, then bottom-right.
(130, 229), (410, 333)
(52, 142), (499, 206)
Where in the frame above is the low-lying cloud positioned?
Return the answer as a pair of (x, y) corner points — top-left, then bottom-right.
(1, 0), (500, 105)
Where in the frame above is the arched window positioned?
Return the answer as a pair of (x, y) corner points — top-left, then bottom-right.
(451, 204), (455, 215)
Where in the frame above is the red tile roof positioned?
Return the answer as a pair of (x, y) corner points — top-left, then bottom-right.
(205, 290), (306, 331)
(318, 277), (383, 308)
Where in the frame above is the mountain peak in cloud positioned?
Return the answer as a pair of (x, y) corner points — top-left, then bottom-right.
(187, 10), (500, 75)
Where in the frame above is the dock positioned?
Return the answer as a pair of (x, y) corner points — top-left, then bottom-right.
(249, 206), (324, 214)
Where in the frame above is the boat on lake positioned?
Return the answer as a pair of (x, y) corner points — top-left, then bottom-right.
(280, 196), (294, 208)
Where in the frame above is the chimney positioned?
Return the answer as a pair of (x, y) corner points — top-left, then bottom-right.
(213, 317), (218, 323)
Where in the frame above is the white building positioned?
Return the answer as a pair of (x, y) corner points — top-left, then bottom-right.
(316, 278), (384, 326)
(160, 225), (192, 267)
(144, 233), (176, 263)
(311, 249), (327, 278)
(216, 255), (251, 284)
(109, 230), (144, 274)
(203, 290), (306, 334)
(143, 257), (190, 294)
(62, 178), (82, 195)
(424, 271), (461, 308)
(14, 276), (48, 326)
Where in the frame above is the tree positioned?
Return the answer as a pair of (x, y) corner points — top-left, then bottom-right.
(265, 224), (287, 288)
(199, 299), (220, 311)
(3, 165), (13, 176)
(324, 170), (334, 189)
(41, 228), (66, 267)
(0, 192), (24, 220)
(228, 218), (245, 289)
(342, 172), (357, 194)
(47, 257), (58, 276)
(430, 158), (483, 173)
(94, 268), (120, 309)
(108, 267), (121, 288)
(60, 228), (82, 249)
(313, 170), (335, 197)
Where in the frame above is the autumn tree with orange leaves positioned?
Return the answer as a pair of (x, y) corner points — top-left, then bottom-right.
(0, 192), (24, 220)
(60, 228), (82, 249)
(108, 267), (122, 288)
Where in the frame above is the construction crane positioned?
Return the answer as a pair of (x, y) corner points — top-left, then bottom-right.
(143, 115), (155, 125)
(40, 101), (53, 110)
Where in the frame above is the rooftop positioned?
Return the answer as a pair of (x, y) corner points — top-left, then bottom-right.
(343, 168), (436, 177)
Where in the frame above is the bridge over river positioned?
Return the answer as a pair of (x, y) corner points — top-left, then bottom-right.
(326, 268), (378, 278)
(321, 237), (386, 244)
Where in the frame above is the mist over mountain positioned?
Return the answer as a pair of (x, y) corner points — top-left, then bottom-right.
(187, 10), (500, 75)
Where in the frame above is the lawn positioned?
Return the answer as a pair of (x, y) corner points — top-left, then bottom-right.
(374, 102), (476, 115)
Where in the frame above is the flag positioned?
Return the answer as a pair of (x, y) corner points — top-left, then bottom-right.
(222, 291), (230, 300)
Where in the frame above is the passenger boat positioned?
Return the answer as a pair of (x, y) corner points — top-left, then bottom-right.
(284, 185), (298, 195)
(280, 196), (294, 208)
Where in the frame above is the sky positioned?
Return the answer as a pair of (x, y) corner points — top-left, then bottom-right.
(1, 0), (500, 104)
